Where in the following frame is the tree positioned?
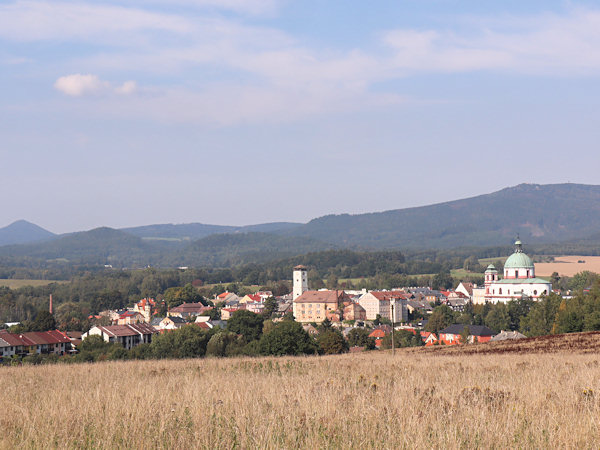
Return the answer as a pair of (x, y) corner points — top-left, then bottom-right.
(317, 329), (348, 354)
(459, 326), (471, 344)
(262, 297), (278, 318)
(520, 293), (562, 337)
(259, 320), (317, 356)
(347, 328), (373, 348)
(31, 310), (56, 331)
(431, 271), (453, 290)
(206, 331), (245, 357)
(484, 303), (510, 333)
(425, 305), (454, 333)
(226, 310), (264, 343)
(381, 330), (422, 349)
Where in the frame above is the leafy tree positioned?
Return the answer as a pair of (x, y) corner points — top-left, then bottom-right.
(459, 326), (470, 344)
(381, 330), (422, 349)
(262, 297), (278, 318)
(347, 328), (374, 348)
(258, 320), (317, 356)
(31, 310), (56, 331)
(484, 303), (510, 333)
(226, 310), (264, 343)
(425, 305), (454, 333)
(520, 293), (562, 337)
(206, 331), (245, 357)
(316, 329), (348, 354)
(431, 271), (453, 290)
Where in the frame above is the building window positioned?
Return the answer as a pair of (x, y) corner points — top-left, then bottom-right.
(499, 288), (502, 295)
(534, 290), (537, 295)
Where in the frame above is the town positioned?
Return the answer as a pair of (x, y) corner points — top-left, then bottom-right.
(1, 239), (586, 362)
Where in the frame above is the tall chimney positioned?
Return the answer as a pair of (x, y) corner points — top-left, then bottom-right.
(49, 294), (53, 314)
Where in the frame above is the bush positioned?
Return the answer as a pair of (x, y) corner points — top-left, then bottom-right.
(317, 329), (349, 355)
(259, 321), (317, 356)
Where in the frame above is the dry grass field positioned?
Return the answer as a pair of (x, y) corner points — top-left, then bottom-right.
(3, 334), (600, 449)
(0, 279), (67, 289)
(535, 255), (600, 277)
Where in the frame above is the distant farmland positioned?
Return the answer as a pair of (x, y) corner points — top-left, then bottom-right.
(535, 255), (600, 277)
(0, 279), (67, 289)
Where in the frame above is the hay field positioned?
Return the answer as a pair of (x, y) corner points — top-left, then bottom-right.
(3, 338), (600, 449)
(535, 255), (600, 277)
(0, 279), (67, 289)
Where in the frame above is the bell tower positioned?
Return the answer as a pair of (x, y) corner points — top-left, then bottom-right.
(293, 265), (308, 300)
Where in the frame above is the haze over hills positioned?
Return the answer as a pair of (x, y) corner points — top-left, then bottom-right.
(0, 220), (56, 246)
(2, 183), (600, 267)
(285, 183), (600, 249)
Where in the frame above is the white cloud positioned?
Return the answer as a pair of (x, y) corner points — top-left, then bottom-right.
(54, 74), (137, 96)
(0, 1), (190, 42)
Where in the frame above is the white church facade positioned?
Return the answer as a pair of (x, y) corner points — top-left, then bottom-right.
(484, 240), (552, 304)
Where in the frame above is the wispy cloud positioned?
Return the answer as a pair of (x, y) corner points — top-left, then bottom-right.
(54, 74), (137, 96)
(5, 1), (600, 125)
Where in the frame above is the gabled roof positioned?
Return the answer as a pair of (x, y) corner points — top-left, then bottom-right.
(294, 290), (345, 304)
(163, 316), (186, 324)
(169, 302), (211, 314)
(366, 291), (409, 301)
(439, 324), (494, 336)
(94, 323), (157, 337)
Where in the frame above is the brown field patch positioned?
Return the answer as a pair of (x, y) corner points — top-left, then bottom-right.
(2, 335), (600, 448)
(535, 255), (600, 276)
(0, 279), (68, 289)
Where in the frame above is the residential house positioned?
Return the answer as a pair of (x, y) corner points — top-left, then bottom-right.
(246, 302), (265, 314)
(0, 330), (72, 357)
(292, 290), (347, 323)
(407, 300), (433, 315)
(421, 331), (438, 346)
(255, 291), (273, 301)
(358, 291), (408, 322)
(368, 328), (388, 348)
(216, 292), (240, 305)
(82, 323), (158, 350)
(239, 294), (262, 304)
(455, 282), (475, 300)
(133, 297), (158, 323)
(343, 302), (367, 321)
(438, 324), (494, 345)
(220, 307), (239, 320)
(159, 316), (187, 330)
(117, 311), (145, 325)
(168, 302), (212, 319)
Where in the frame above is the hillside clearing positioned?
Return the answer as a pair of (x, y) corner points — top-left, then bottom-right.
(534, 255), (600, 277)
(0, 279), (68, 289)
(2, 335), (600, 449)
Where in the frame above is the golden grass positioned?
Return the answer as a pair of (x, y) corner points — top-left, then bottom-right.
(535, 255), (600, 277)
(0, 279), (68, 289)
(2, 341), (600, 449)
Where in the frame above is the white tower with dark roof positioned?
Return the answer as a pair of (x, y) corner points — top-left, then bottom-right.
(293, 265), (308, 300)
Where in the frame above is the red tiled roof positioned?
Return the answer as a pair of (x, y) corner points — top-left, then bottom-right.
(369, 291), (409, 301)
(369, 329), (386, 338)
(246, 294), (261, 302)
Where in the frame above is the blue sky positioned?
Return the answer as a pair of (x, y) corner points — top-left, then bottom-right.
(2, 0), (600, 233)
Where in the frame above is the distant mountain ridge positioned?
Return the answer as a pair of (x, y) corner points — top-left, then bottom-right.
(3, 183), (600, 267)
(284, 183), (600, 249)
(0, 220), (55, 246)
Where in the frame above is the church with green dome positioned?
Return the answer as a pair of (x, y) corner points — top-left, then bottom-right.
(483, 239), (552, 303)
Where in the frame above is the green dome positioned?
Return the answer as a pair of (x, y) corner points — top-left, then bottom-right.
(485, 264), (497, 272)
(504, 251), (534, 269)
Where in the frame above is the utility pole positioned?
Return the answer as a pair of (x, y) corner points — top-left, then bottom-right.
(391, 300), (395, 356)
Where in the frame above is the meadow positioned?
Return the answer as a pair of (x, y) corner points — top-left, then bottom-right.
(0, 279), (67, 289)
(2, 334), (600, 449)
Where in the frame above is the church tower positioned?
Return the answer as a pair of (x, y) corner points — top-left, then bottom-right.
(293, 265), (308, 300)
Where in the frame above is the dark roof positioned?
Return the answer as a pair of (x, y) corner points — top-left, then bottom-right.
(166, 316), (187, 323)
(439, 324), (494, 336)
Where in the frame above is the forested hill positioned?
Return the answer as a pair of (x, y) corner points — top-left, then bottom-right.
(0, 220), (55, 246)
(285, 183), (600, 249)
(0, 229), (331, 268)
(121, 221), (301, 241)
